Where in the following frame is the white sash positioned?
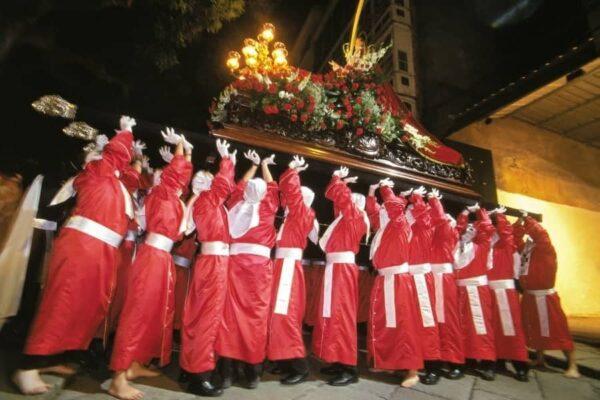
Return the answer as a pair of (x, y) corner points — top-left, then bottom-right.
(201, 241), (229, 256)
(490, 279), (516, 336)
(377, 263), (409, 328)
(229, 242), (271, 258)
(409, 263), (435, 328)
(457, 274), (488, 335)
(32, 218), (57, 231)
(431, 262), (453, 323)
(118, 180), (134, 219)
(173, 255), (192, 268)
(145, 232), (174, 252)
(526, 288), (556, 337)
(64, 215), (123, 248)
(322, 251), (355, 318)
(273, 247), (303, 315)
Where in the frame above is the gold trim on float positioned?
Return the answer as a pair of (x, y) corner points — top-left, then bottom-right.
(211, 124), (479, 199)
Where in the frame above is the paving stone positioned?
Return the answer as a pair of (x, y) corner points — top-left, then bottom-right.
(473, 371), (542, 400)
(471, 389), (511, 400)
(535, 369), (598, 400)
(389, 386), (450, 400)
(0, 373), (65, 400)
(409, 375), (475, 400)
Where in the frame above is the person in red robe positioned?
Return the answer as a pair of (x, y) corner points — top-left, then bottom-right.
(404, 186), (441, 384)
(108, 128), (192, 400)
(427, 189), (465, 380)
(487, 207), (529, 381)
(366, 178), (422, 388)
(172, 236), (197, 332)
(13, 116), (137, 395)
(179, 139), (236, 397)
(215, 151), (279, 389)
(267, 155), (318, 385)
(514, 214), (580, 378)
(454, 204), (496, 380)
(312, 166), (368, 386)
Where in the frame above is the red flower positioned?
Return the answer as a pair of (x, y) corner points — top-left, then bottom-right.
(356, 97), (362, 105)
(352, 82), (360, 90)
(336, 120), (344, 130)
(290, 114), (298, 122)
(283, 103), (292, 111)
(356, 127), (364, 136)
(401, 134), (410, 142)
(268, 84), (277, 94)
(300, 113), (309, 122)
(345, 111), (352, 119)
(376, 127), (383, 135)
(297, 100), (305, 110)
(271, 105), (279, 114)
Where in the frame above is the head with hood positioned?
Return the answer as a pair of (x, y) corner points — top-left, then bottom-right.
(244, 178), (267, 204)
(301, 186), (315, 208)
(159, 158), (193, 194)
(446, 213), (457, 229)
(460, 223), (477, 243)
(352, 192), (366, 211)
(102, 131), (134, 171)
(192, 170), (214, 195)
(152, 169), (163, 187)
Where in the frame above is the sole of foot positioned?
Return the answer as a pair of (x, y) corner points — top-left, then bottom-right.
(12, 370), (52, 395)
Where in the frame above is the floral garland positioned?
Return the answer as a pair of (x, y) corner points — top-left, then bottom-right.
(211, 43), (414, 144)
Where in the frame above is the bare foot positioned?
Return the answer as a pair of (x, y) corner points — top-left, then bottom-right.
(401, 370), (419, 388)
(12, 369), (51, 395)
(40, 364), (77, 376)
(564, 366), (581, 379)
(125, 362), (160, 380)
(108, 372), (144, 400)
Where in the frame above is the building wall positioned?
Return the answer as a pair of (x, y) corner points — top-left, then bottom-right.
(450, 117), (600, 317)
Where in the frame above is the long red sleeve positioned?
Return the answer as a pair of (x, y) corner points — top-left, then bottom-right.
(325, 175), (360, 220)
(366, 195), (381, 231)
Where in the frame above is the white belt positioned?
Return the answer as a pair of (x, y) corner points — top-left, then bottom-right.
(173, 255), (192, 268)
(64, 215), (123, 248)
(409, 263), (435, 328)
(490, 279), (516, 336)
(489, 279), (515, 290)
(457, 274), (488, 335)
(229, 242), (271, 258)
(526, 288), (556, 337)
(409, 263), (432, 275)
(377, 263), (409, 328)
(201, 241), (229, 256)
(33, 218), (57, 231)
(273, 247), (303, 315)
(145, 232), (174, 252)
(322, 251), (356, 318)
(124, 230), (137, 242)
(431, 262), (453, 323)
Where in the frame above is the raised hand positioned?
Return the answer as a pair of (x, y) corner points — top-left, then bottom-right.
(413, 186), (427, 196)
(120, 115), (136, 132)
(289, 155), (306, 170)
(466, 202), (480, 213)
(344, 176), (358, 184)
(161, 127), (181, 145)
(428, 188), (441, 199)
(334, 166), (349, 178)
(244, 149), (260, 165)
(94, 134), (109, 152)
(216, 139), (230, 158)
(262, 154), (276, 166)
(230, 149), (238, 166)
(180, 134), (194, 154)
(490, 206), (507, 214)
(141, 155), (151, 171)
(133, 139), (146, 157)
(400, 188), (413, 197)
(379, 177), (394, 187)
(159, 145), (174, 163)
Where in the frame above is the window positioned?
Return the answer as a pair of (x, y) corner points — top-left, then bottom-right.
(398, 50), (408, 71)
(401, 76), (410, 86)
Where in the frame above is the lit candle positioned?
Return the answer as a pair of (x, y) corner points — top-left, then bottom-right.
(242, 38), (258, 58)
(260, 23), (275, 42)
(226, 51), (241, 70)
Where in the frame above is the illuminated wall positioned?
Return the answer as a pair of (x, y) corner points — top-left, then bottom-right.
(450, 117), (600, 317)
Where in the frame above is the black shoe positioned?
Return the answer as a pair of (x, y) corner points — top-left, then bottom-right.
(270, 362), (289, 375)
(245, 376), (260, 389)
(188, 380), (224, 397)
(327, 371), (358, 386)
(179, 371), (190, 383)
(281, 371), (308, 385)
(320, 364), (343, 375)
(479, 369), (496, 381)
(446, 368), (464, 380)
(420, 370), (441, 385)
(514, 369), (529, 382)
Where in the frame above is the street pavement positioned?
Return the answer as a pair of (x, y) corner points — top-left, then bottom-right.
(1, 345), (599, 400)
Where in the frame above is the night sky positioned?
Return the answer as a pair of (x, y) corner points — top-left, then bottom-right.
(0, 0), (596, 183)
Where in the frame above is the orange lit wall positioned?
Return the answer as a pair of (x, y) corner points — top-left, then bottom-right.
(450, 117), (600, 317)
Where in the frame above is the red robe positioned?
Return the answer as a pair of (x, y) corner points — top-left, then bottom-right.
(180, 158), (234, 373)
(454, 209), (496, 361)
(172, 237), (198, 331)
(311, 176), (367, 366)
(487, 214), (528, 361)
(25, 130), (134, 356)
(267, 168), (315, 361)
(304, 260), (325, 326)
(357, 266), (375, 324)
(109, 165), (142, 333)
(365, 187), (423, 371)
(428, 197), (464, 364)
(215, 180), (279, 364)
(110, 155), (192, 370)
(407, 193), (440, 361)
(515, 217), (573, 351)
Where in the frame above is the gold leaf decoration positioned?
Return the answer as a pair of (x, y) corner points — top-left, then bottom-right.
(62, 121), (98, 141)
(31, 95), (77, 119)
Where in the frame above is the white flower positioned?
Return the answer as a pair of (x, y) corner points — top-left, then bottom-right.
(278, 90), (293, 100)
